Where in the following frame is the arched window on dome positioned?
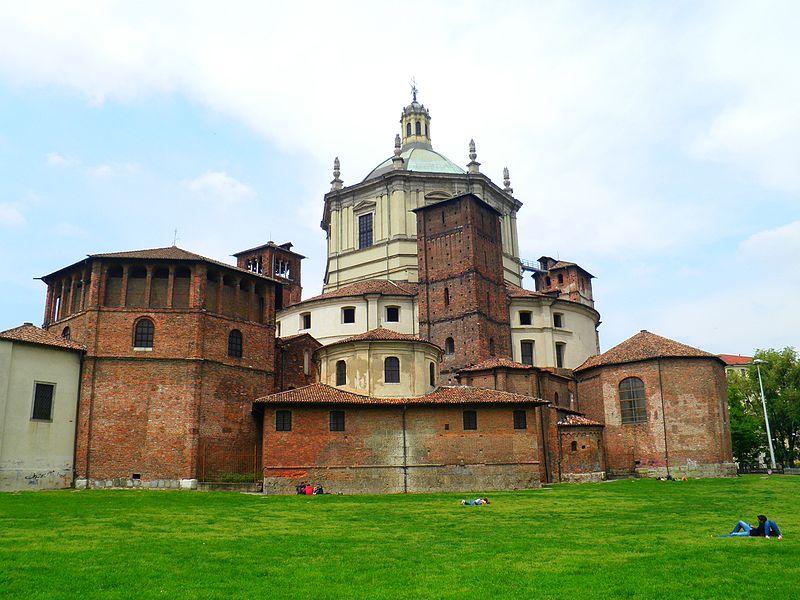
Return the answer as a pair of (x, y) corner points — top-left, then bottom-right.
(415, 121), (421, 135)
(429, 362), (435, 387)
(384, 356), (400, 384)
(406, 123), (412, 137)
(336, 360), (347, 386)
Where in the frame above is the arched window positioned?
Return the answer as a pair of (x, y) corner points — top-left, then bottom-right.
(444, 287), (450, 307)
(429, 362), (435, 387)
(570, 440), (578, 452)
(61, 326), (71, 341)
(445, 337), (455, 355)
(619, 377), (646, 424)
(133, 318), (154, 349)
(384, 356), (400, 383)
(489, 338), (495, 356)
(228, 329), (243, 358)
(406, 123), (412, 137)
(336, 360), (346, 386)
(415, 121), (421, 135)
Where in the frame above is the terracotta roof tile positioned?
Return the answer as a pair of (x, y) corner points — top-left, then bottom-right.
(329, 327), (437, 348)
(0, 323), (85, 351)
(277, 333), (322, 348)
(575, 330), (718, 372)
(505, 284), (550, 299)
(459, 357), (533, 372)
(254, 383), (546, 406)
(557, 414), (603, 427)
(304, 279), (417, 302)
(717, 354), (753, 366)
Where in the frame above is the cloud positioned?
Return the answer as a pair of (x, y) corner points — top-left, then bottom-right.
(740, 220), (800, 262)
(46, 152), (73, 167)
(0, 202), (25, 227)
(185, 171), (255, 206)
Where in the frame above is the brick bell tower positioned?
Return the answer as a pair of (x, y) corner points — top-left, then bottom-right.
(415, 193), (511, 383)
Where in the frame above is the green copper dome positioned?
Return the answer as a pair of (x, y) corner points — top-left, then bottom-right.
(363, 146), (465, 182)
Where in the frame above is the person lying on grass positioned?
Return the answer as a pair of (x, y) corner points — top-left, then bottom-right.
(460, 498), (490, 506)
(726, 515), (782, 539)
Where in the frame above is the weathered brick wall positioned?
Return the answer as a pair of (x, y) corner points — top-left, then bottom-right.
(558, 426), (605, 482)
(261, 404), (541, 494)
(576, 358), (734, 477)
(275, 335), (320, 391)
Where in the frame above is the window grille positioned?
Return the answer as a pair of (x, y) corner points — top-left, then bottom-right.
(619, 377), (647, 424)
(358, 213), (373, 249)
(463, 410), (477, 431)
(276, 410), (292, 431)
(133, 318), (154, 348)
(32, 383), (55, 421)
(384, 357), (400, 383)
(329, 410), (345, 432)
(521, 341), (534, 365)
(228, 329), (243, 358)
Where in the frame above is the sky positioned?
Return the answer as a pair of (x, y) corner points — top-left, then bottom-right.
(0, 1), (798, 355)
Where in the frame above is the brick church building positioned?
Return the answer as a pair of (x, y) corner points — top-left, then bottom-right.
(30, 93), (734, 492)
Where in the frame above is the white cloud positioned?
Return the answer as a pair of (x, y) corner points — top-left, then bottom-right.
(87, 164), (112, 178)
(740, 220), (800, 261)
(46, 152), (73, 166)
(185, 171), (255, 206)
(0, 202), (25, 227)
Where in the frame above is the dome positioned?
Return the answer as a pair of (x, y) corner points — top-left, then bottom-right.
(363, 146), (465, 182)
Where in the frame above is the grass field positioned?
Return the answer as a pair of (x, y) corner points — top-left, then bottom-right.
(1, 476), (797, 599)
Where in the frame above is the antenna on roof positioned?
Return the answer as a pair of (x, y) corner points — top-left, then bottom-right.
(173, 228), (179, 247)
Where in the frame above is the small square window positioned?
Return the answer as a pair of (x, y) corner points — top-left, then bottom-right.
(32, 383), (55, 421)
(342, 307), (355, 324)
(553, 314), (563, 328)
(519, 311), (532, 326)
(276, 410), (292, 432)
(513, 410), (527, 430)
(385, 306), (399, 322)
(330, 410), (345, 432)
(463, 410), (477, 431)
(301, 313), (311, 330)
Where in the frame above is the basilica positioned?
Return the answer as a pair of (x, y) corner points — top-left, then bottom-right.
(0, 94), (735, 493)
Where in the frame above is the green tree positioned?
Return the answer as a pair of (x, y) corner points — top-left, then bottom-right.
(750, 348), (800, 467)
(726, 371), (765, 465)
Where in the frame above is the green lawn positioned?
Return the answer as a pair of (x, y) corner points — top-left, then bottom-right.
(0, 476), (797, 599)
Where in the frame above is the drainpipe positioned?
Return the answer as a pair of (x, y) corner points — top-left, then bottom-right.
(657, 359), (671, 478)
(71, 350), (85, 488)
(402, 404), (409, 493)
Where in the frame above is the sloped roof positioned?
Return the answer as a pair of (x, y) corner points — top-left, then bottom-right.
(364, 147), (465, 182)
(304, 279), (417, 302)
(459, 357), (534, 372)
(254, 383), (546, 406)
(277, 333), (322, 348)
(575, 330), (719, 372)
(505, 284), (550, 299)
(328, 327), (436, 348)
(0, 323), (85, 351)
(717, 354), (753, 366)
(558, 414), (604, 427)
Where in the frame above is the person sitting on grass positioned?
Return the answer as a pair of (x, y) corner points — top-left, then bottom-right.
(460, 498), (490, 506)
(727, 515), (782, 539)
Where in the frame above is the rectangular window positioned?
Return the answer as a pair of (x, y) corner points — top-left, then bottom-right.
(342, 307), (356, 324)
(553, 313), (563, 328)
(463, 410), (477, 431)
(555, 343), (566, 368)
(519, 311), (532, 326)
(276, 410), (292, 431)
(385, 306), (399, 322)
(301, 313), (311, 330)
(31, 383), (55, 421)
(513, 410), (527, 430)
(521, 341), (534, 365)
(330, 410), (345, 432)
(358, 213), (373, 249)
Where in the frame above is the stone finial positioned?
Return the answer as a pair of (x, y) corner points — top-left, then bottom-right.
(467, 139), (481, 174)
(503, 166), (513, 194)
(392, 134), (404, 170)
(331, 156), (343, 191)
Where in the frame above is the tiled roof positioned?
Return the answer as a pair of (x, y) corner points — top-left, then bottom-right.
(277, 333), (322, 348)
(329, 327), (436, 348)
(254, 383), (546, 406)
(0, 323), (85, 351)
(459, 357), (533, 372)
(304, 279), (417, 302)
(44, 246), (279, 283)
(505, 284), (550, 299)
(575, 330), (718, 372)
(558, 414), (603, 427)
(717, 354), (753, 366)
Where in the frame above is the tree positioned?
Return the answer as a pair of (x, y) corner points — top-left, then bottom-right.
(750, 348), (800, 467)
(726, 371), (765, 465)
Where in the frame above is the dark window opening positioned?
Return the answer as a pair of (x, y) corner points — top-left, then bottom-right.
(619, 377), (647, 424)
(521, 341), (534, 365)
(358, 213), (373, 249)
(385, 306), (399, 322)
(384, 356), (400, 384)
(329, 410), (345, 432)
(553, 313), (563, 328)
(558, 274), (564, 285)
(555, 343), (565, 368)
(545, 276), (551, 287)
(61, 326), (71, 341)
(301, 313), (311, 330)
(342, 307), (356, 324)
(406, 123), (411, 137)
(513, 410), (527, 430)
(133, 318), (154, 349)
(463, 410), (477, 431)
(445, 337), (455, 355)
(415, 121), (421, 135)
(489, 338), (495, 356)
(444, 287), (450, 307)
(336, 360), (347, 386)
(32, 383), (55, 421)
(228, 329), (243, 358)
(570, 440), (578, 452)
(554, 392), (560, 405)
(519, 311), (532, 326)
(276, 410), (292, 432)
(429, 362), (435, 387)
